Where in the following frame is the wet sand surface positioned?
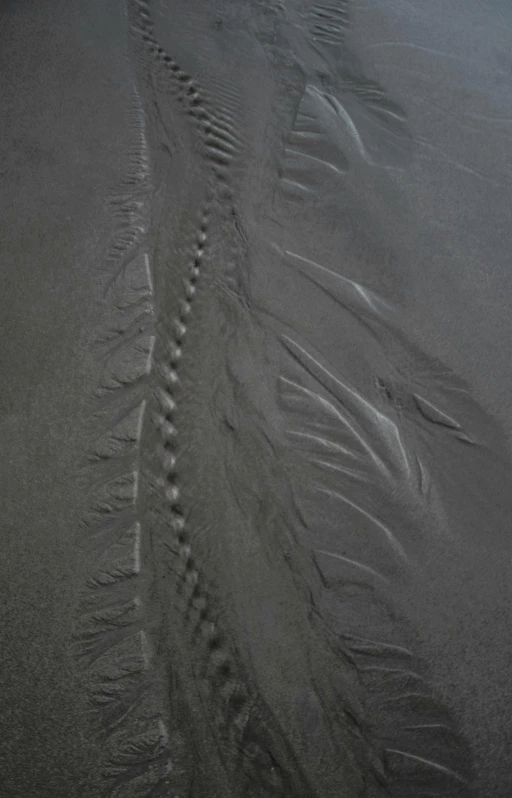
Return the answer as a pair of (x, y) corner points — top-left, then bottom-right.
(1, 1), (512, 796)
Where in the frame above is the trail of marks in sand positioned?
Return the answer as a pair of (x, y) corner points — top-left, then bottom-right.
(121, 3), (317, 795)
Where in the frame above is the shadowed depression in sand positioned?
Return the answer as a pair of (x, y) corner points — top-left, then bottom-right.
(1, 0), (512, 796)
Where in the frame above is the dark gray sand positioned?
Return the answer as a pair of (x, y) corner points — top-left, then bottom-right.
(1, 1), (512, 796)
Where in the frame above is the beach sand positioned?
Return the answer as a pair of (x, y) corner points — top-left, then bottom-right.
(1, 1), (512, 795)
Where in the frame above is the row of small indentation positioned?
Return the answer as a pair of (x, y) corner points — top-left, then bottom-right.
(134, 0), (242, 176)
(134, 2), (202, 110)
(154, 202), (209, 582)
(134, 0), (249, 739)
(151, 200), (250, 727)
